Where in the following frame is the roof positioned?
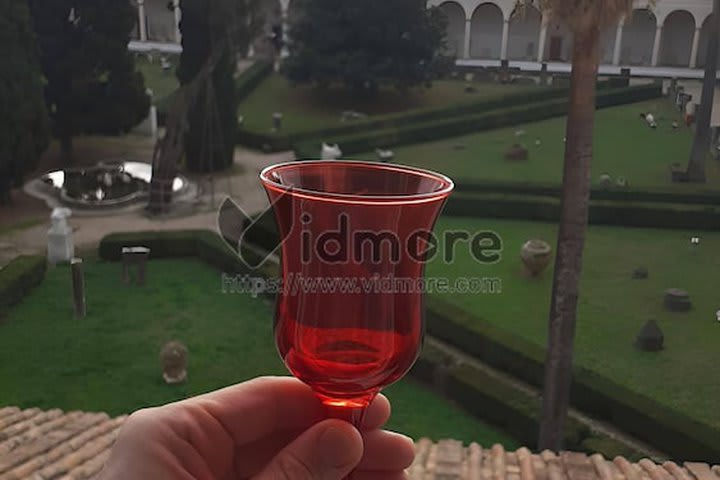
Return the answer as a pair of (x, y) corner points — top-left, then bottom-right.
(1, 406), (719, 480)
(0, 407), (125, 480)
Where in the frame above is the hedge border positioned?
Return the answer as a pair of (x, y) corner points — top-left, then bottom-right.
(292, 84), (662, 158)
(445, 192), (720, 230)
(0, 255), (47, 318)
(236, 80), (660, 155)
(454, 180), (720, 207)
(424, 296), (720, 463)
(409, 344), (644, 460)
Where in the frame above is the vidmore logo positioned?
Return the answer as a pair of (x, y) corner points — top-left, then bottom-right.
(216, 190), (294, 269)
(216, 192), (504, 269)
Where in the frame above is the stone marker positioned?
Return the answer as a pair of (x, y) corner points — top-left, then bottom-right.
(321, 142), (342, 160)
(71, 258), (86, 319)
(160, 341), (188, 384)
(375, 148), (394, 162)
(598, 174), (613, 187)
(47, 208), (74, 265)
(520, 239), (552, 277)
(664, 288), (691, 312)
(635, 319), (664, 351)
(271, 112), (283, 131)
(122, 246), (151, 286)
(632, 266), (649, 279)
(504, 144), (529, 162)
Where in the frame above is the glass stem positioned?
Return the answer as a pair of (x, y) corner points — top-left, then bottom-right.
(323, 403), (368, 429)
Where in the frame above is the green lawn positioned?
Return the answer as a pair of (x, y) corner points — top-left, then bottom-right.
(136, 55), (179, 105)
(381, 99), (720, 190)
(237, 74), (541, 133)
(428, 216), (720, 429)
(0, 258), (516, 446)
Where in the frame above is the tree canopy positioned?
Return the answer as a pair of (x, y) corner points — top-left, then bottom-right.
(178, 0), (261, 173)
(283, 0), (448, 91)
(0, 0), (49, 203)
(28, 0), (150, 160)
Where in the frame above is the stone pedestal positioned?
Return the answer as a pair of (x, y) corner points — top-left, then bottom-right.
(47, 208), (74, 265)
(122, 246), (151, 285)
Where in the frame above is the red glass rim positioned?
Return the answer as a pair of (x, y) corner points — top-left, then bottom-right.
(259, 160), (454, 205)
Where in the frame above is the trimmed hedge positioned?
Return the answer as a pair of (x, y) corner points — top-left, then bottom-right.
(293, 84), (662, 158)
(236, 60), (274, 102)
(454, 180), (720, 207)
(0, 255), (46, 316)
(409, 344), (642, 459)
(236, 79), (655, 154)
(98, 229), (278, 281)
(424, 296), (720, 463)
(445, 192), (720, 230)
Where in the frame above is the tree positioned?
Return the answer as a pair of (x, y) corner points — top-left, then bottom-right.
(685, 0), (720, 182)
(177, 0), (260, 173)
(283, 0), (448, 91)
(0, 0), (49, 204)
(28, 0), (150, 161)
(531, 0), (636, 451)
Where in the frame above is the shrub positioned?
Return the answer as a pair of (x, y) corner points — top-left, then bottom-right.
(0, 255), (46, 316)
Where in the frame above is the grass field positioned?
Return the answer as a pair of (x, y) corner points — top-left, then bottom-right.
(0, 258), (517, 446)
(428, 216), (720, 429)
(378, 99), (720, 190)
(237, 74), (541, 133)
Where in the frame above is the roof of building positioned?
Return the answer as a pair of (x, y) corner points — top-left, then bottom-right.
(1, 406), (719, 480)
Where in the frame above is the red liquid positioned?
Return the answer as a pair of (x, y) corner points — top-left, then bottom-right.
(261, 161), (452, 410)
(276, 311), (422, 406)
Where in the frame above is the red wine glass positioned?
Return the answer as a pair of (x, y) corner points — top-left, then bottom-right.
(260, 160), (453, 427)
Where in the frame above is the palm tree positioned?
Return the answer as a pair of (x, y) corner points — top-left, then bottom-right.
(685, 0), (720, 182)
(527, 0), (637, 451)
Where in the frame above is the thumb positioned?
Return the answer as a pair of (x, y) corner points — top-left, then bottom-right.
(254, 419), (363, 480)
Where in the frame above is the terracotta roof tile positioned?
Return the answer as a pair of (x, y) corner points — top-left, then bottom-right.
(1, 407), (720, 480)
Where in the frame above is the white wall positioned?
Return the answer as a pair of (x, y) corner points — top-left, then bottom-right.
(507, 6), (541, 61)
(470, 3), (504, 58)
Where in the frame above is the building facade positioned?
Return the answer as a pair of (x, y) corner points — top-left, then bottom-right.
(130, 0), (719, 70)
(433, 0), (719, 68)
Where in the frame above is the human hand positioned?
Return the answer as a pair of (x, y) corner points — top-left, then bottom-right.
(98, 376), (415, 479)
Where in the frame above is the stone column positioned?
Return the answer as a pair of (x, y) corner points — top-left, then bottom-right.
(651, 24), (662, 66)
(173, 0), (182, 44)
(138, 0), (147, 42)
(612, 19), (624, 65)
(464, 18), (472, 59)
(689, 27), (701, 68)
(537, 16), (548, 62)
(500, 19), (510, 60)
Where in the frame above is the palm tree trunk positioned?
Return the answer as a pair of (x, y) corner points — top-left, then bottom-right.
(538, 26), (599, 451)
(685, 0), (720, 182)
